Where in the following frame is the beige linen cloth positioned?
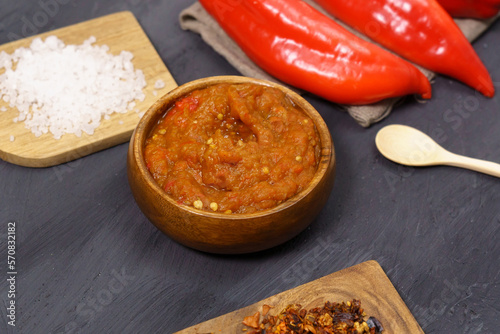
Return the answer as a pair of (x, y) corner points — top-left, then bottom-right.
(179, 1), (498, 127)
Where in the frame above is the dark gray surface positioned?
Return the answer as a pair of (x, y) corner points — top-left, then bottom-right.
(1, 1), (499, 333)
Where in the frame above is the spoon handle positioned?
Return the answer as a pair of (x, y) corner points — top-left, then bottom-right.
(445, 152), (500, 178)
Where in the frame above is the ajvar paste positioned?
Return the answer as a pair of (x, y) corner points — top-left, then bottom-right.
(144, 83), (320, 214)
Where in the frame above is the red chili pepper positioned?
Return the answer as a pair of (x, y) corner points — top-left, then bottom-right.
(437, 0), (500, 18)
(313, 0), (495, 97)
(200, 0), (431, 105)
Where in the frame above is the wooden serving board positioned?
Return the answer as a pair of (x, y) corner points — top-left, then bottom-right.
(0, 11), (177, 168)
(176, 261), (424, 334)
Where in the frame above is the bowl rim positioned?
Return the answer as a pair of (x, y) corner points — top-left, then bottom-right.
(131, 75), (334, 220)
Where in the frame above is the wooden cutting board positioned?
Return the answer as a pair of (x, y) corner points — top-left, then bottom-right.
(0, 11), (177, 168)
(176, 261), (424, 333)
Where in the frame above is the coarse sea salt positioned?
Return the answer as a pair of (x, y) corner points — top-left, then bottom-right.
(0, 35), (147, 139)
(154, 79), (165, 89)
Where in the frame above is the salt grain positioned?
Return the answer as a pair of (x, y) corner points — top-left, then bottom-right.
(0, 35), (147, 139)
(9, 135), (14, 142)
(154, 79), (165, 89)
(0, 106), (6, 112)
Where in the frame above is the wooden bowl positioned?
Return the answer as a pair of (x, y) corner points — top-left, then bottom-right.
(127, 76), (336, 254)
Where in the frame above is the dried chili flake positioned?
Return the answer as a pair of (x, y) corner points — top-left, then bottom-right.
(241, 300), (384, 334)
(262, 304), (273, 317)
(242, 311), (260, 329)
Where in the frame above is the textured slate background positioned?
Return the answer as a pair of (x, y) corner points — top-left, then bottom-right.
(1, 1), (499, 333)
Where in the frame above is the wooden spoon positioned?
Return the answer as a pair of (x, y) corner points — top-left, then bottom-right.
(375, 124), (500, 178)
